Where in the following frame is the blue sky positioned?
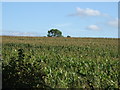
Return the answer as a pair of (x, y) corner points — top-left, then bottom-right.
(2, 2), (118, 38)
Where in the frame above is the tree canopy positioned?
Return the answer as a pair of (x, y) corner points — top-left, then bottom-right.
(47, 29), (62, 37)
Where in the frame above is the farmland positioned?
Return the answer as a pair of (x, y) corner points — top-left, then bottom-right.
(2, 36), (119, 89)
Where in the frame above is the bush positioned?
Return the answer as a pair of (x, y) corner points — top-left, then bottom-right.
(2, 49), (53, 89)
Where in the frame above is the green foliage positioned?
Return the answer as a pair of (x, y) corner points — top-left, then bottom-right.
(47, 29), (62, 37)
(2, 49), (53, 89)
(67, 35), (71, 38)
(2, 36), (119, 89)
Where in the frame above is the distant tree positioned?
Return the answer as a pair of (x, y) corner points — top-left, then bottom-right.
(47, 29), (62, 37)
(67, 35), (71, 37)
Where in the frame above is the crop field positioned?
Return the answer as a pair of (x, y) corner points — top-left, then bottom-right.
(1, 36), (119, 89)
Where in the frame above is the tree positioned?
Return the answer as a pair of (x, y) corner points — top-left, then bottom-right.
(67, 35), (71, 38)
(47, 29), (62, 37)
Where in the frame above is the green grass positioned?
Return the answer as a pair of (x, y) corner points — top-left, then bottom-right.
(2, 36), (119, 89)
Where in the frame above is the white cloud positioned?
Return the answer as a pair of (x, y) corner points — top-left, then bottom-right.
(76, 8), (101, 16)
(86, 25), (100, 30)
(69, 7), (107, 17)
(2, 31), (39, 36)
(107, 18), (118, 28)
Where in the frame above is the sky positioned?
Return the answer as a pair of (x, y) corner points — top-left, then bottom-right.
(2, 2), (118, 38)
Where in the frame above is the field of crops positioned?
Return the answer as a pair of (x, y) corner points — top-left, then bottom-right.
(2, 36), (119, 89)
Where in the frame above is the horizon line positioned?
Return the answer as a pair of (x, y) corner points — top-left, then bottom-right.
(0, 35), (119, 39)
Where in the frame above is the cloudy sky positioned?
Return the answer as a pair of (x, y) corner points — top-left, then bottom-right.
(2, 2), (118, 38)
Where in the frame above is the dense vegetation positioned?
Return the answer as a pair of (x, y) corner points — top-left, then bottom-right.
(47, 29), (63, 37)
(2, 36), (119, 89)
